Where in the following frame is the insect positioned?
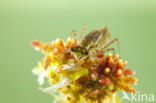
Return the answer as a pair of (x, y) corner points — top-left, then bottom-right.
(70, 24), (120, 61)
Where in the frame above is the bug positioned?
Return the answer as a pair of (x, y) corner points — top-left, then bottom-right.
(70, 24), (120, 61)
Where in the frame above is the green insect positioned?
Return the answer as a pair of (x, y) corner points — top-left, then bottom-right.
(70, 24), (120, 61)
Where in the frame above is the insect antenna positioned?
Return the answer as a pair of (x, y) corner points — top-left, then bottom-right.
(80, 24), (87, 42)
(71, 30), (78, 44)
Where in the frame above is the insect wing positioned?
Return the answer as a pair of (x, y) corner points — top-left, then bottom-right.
(95, 26), (111, 50)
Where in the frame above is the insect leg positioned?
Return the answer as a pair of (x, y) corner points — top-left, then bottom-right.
(102, 38), (120, 54)
(103, 48), (116, 56)
(80, 24), (87, 41)
(71, 30), (78, 44)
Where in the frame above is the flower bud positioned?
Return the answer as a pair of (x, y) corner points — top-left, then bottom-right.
(99, 77), (110, 86)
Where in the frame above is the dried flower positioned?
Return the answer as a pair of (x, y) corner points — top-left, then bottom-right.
(31, 26), (137, 103)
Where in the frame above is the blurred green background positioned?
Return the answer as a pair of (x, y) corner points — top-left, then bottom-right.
(0, 0), (156, 103)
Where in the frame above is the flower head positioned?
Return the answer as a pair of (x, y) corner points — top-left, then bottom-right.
(31, 27), (137, 103)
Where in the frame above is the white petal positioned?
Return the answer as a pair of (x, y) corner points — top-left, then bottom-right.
(38, 75), (44, 85)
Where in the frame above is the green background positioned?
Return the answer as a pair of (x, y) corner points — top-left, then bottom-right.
(0, 0), (156, 103)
